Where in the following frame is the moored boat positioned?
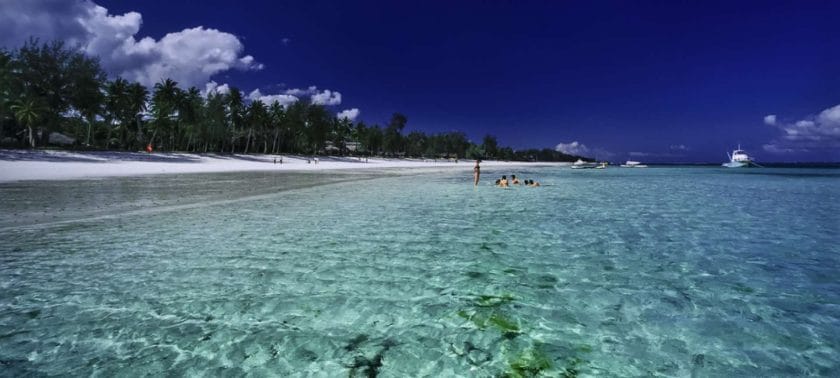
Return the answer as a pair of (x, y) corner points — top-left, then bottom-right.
(723, 145), (756, 168)
(570, 159), (598, 169)
(620, 160), (648, 168)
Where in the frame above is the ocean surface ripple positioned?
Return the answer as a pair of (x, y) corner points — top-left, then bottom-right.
(1, 167), (838, 376)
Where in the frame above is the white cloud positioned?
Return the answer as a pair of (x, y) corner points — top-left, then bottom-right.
(763, 114), (777, 126)
(0, 0), (261, 89)
(284, 86), (318, 96)
(337, 108), (360, 121)
(310, 89), (342, 106)
(247, 89), (299, 107)
(628, 151), (652, 157)
(763, 103), (840, 154)
(202, 81), (230, 97)
(246, 85), (346, 108)
(554, 141), (589, 156)
(669, 144), (689, 151)
(280, 86), (341, 106)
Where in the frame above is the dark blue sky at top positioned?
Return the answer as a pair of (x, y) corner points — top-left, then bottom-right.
(97, 0), (839, 162)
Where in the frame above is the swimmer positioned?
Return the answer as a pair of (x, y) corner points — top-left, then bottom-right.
(511, 174), (521, 185)
(499, 175), (509, 188)
(473, 160), (481, 186)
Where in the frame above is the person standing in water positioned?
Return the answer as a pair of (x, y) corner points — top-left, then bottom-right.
(473, 160), (481, 186)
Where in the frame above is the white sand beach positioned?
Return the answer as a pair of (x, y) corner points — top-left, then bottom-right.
(0, 149), (563, 182)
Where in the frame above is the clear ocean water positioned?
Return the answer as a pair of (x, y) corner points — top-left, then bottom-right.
(1, 166), (838, 376)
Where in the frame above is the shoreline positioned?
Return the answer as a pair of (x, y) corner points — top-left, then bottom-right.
(0, 149), (565, 183)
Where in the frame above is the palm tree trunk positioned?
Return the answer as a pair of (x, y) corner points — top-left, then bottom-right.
(244, 128), (252, 154)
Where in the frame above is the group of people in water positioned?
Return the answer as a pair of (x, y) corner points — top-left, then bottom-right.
(494, 174), (540, 188)
(472, 160), (540, 188)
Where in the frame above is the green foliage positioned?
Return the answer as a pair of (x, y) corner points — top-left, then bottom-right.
(482, 134), (498, 158)
(0, 36), (592, 160)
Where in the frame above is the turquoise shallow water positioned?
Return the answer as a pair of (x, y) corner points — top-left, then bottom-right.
(1, 167), (839, 376)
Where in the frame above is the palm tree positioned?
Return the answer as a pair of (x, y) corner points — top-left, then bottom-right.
(204, 92), (227, 152)
(178, 87), (203, 151)
(226, 88), (244, 153)
(243, 99), (267, 154)
(306, 104), (330, 154)
(104, 78), (128, 147)
(67, 53), (105, 146)
(151, 79), (180, 150)
(268, 101), (285, 154)
(0, 50), (13, 141)
(126, 82), (148, 150)
(11, 96), (45, 147)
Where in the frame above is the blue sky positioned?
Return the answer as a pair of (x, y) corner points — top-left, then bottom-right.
(2, 1), (838, 161)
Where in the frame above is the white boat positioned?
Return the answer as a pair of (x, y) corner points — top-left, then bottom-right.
(570, 159), (598, 169)
(620, 160), (648, 168)
(722, 145), (755, 168)
(594, 162), (608, 169)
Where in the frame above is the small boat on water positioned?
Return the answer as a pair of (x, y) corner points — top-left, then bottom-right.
(620, 160), (648, 168)
(570, 159), (598, 169)
(594, 162), (608, 169)
(722, 145), (757, 168)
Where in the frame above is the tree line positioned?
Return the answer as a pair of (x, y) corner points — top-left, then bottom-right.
(0, 39), (583, 161)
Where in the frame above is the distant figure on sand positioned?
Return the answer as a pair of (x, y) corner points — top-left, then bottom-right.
(473, 160), (481, 186)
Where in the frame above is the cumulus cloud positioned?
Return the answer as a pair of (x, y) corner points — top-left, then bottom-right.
(278, 86), (342, 106)
(202, 81), (230, 97)
(763, 104), (840, 154)
(763, 114), (777, 126)
(247, 89), (299, 107)
(310, 89), (342, 106)
(554, 141), (589, 156)
(284, 86), (319, 96)
(0, 0), (261, 88)
(555, 141), (614, 159)
(337, 108), (360, 121)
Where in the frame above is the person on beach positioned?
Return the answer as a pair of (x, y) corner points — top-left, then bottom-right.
(473, 160), (481, 186)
